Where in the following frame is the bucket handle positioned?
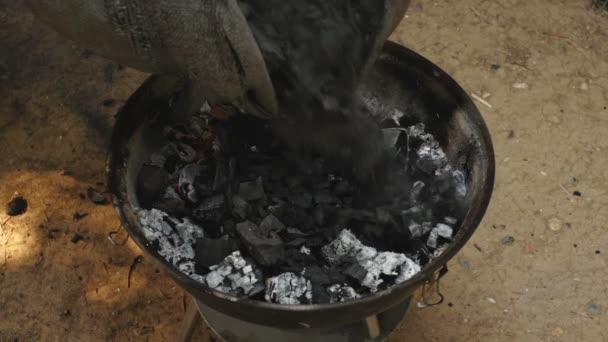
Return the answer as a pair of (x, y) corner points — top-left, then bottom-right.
(421, 264), (448, 307)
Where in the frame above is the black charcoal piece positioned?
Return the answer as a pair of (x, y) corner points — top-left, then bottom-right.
(231, 195), (252, 220)
(279, 205), (316, 231)
(176, 143), (197, 163)
(213, 160), (228, 192)
(137, 164), (169, 208)
(304, 266), (331, 285)
(236, 221), (285, 267)
(288, 192), (313, 209)
(195, 237), (238, 269)
(375, 208), (392, 225)
(153, 186), (187, 216)
(238, 177), (265, 201)
(343, 262), (368, 282)
(87, 187), (108, 205)
(333, 180), (353, 196)
(313, 205), (325, 226)
(193, 194), (226, 225)
(286, 238), (307, 247)
(6, 196), (27, 216)
(382, 128), (408, 155)
(259, 214), (285, 236)
(313, 191), (339, 205)
(409, 181), (425, 203)
(179, 164), (202, 203)
(265, 272), (312, 304)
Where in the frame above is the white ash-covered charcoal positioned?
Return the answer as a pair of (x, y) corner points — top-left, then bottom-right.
(138, 208), (204, 270)
(395, 257), (422, 284)
(265, 272), (312, 304)
(322, 229), (420, 292)
(236, 221), (285, 267)
(178, 164), (203, 203)
(327, 284), (359, 303)
(436, 223), (454, 239)
(321, 229), (366, 265)
(405, 123), (449, 174)
(434, 165), (467, 198)
(204, 251), (264, 296)
(299, 245), (311, 255)
(427, 223), (454, 249)
(359, 252), (409, 292)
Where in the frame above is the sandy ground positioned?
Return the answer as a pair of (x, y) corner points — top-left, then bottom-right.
(1, 0), (607, 341)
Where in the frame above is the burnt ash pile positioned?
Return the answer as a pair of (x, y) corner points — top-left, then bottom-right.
(136, 111), (467, 304)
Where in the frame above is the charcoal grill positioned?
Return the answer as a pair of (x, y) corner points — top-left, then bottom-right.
(107, 42), (495, 337)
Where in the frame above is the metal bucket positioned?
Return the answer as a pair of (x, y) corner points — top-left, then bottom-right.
(107, 42), (495, 329)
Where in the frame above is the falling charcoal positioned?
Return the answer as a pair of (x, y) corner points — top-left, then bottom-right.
(265, 272), (312, 304)
(6, 196), (28, 216)
(236, 221), (285, 267)
(238, 178), (265, 202)
(231, 195), (252, 220)
(313, 205), (325, 226)
(137, 164), (169, 208)
(87, 187), (108, 205)
(382, 128), (408, 156)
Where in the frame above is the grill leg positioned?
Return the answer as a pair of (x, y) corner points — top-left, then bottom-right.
(176, 296), (202, 342)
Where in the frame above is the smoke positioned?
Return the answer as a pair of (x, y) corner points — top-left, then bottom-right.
(238, 0), (391, 184)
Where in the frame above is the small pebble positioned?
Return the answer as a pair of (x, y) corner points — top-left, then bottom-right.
(586, 303), (602, 315)
(6, 195), (28, 216)
(486, 297), (497, 304)
(580, 82), (589, 91)
(512, 82), (529, 90)
(547, 217), (562, 232)
(501, 236), (515, 245)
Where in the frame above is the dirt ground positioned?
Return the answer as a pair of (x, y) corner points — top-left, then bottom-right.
(1, 0), (607, 341)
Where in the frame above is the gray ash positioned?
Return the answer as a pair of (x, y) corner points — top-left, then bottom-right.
(135, 110), (466, 304)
